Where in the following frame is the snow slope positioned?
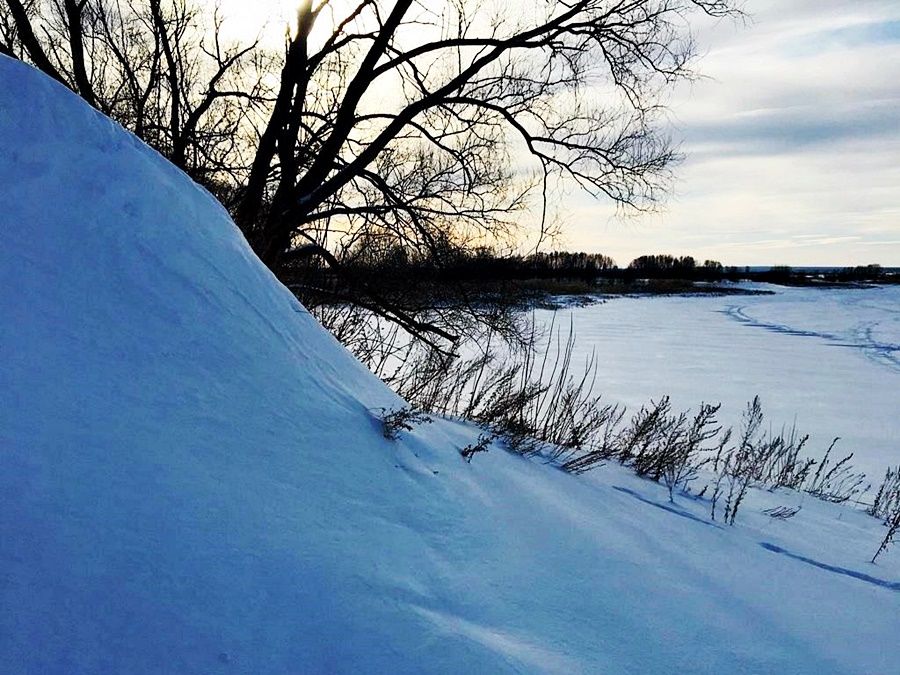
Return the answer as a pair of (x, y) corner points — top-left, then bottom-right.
(1, 55), (898, 674)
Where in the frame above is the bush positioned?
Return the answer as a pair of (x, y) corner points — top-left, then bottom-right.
(660, 403), (723, 502)
(378, 406), (433, 440)
(606, 398), (724, 501)
(460, 434), (494, 463)
(380, 319), (626, 468)
(872, 508), (900, 563)
(365, 323), (887, 532)
(804, 439), (869, 504)
(755, 425), (814, 490)
(709, 397), (764, 525)
(868, 466), (900, 521)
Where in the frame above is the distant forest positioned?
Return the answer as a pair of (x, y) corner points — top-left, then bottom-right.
(285, 245), (898, 308)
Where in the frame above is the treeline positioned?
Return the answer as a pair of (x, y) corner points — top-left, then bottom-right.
(283, 243), (621, 306)
(286, 245), (895, 293)
(720, 264), (896, 285)
(625, 258), (896, 285)
(339, 248), (619, 283)
(626, 255), (725, 281)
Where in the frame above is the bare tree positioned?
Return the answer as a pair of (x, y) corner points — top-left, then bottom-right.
(3, 0), (736, 346)
(231, 0), (736, 274)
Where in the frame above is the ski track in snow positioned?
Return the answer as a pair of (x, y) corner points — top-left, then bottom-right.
(721, 296), (900, 373)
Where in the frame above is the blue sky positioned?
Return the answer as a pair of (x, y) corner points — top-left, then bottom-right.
(564, 0), (900, 265)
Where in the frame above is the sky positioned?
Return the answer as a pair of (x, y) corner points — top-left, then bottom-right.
(219, 0), (900, 267)
(564, 0), (900, 266)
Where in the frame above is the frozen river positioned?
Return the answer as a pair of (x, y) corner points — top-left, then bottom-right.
(534, 284), (900, 480)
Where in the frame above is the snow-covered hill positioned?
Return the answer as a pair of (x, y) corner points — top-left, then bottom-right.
(1, 55), (898, 674)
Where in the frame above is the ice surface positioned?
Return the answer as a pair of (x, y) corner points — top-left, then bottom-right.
(537, 285), (900, 479)
(1, 56), (898, 674)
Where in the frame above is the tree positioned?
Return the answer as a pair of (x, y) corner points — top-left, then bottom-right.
(628, 254), (697, 277)
(3, 0), (736, 346)
(232, 0), (736, 272)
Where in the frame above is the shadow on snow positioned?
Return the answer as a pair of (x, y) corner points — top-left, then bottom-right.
(759, 542), (900, 592)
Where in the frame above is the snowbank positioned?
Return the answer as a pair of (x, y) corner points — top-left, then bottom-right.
(1, 55), (898, 674)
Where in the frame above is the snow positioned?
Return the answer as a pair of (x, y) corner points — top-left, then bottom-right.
(1, 55), (898, 674)
(534, 285), (900, 479)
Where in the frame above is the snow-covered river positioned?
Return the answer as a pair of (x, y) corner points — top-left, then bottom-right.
(534, 284), (900, 479)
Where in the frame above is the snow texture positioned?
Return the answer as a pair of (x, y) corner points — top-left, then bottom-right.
(536, 285), (900, 479)
(1, 56), (898, 674)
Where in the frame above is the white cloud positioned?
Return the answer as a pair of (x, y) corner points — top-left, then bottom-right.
(568, 0), (900, 266)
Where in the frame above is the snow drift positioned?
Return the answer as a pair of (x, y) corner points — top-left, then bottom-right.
(1, 55), (898, 674)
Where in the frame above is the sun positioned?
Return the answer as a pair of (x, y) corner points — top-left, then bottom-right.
(211, 0), (440, 50)
(210, 0), (299, 44)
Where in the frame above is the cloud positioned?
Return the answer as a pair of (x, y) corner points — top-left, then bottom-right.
(685, 98), (900, 156)
(684, 99), (900, 157)
(569, 0), (900, 266)
(793, 19), (900, 52)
